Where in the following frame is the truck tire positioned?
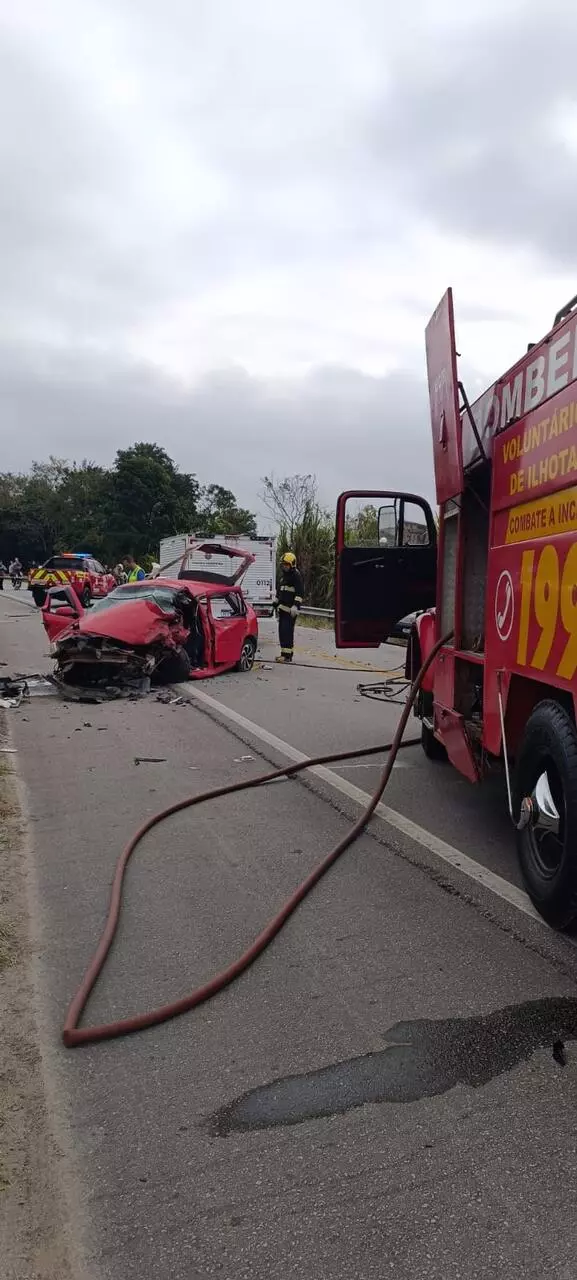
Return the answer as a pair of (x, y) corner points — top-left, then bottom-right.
(156, 645), (191, 684)
(513, 700), (577, 929)
(32, 585), (46, 607)
(421, 720), (447, 761)
(235, 637), (256, 673)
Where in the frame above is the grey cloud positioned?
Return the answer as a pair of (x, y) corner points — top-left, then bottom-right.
(372, 2), (577, 266)
(0, 1), (403, 348)
(0, 345), (435, 516)
(1, 0), (556, 515)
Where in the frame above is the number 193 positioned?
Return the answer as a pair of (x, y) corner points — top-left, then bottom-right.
(516, 543), (577, 680)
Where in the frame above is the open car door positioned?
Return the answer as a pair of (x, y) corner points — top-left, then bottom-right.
(210, 591), (247, 666)
(42, 584), (84, 643)
(335, 491), (437, 647)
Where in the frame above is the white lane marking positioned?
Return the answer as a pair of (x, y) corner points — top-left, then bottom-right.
(178, 684), (541, 923)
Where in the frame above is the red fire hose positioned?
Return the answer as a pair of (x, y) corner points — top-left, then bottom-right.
(63, 632), (450, 1047)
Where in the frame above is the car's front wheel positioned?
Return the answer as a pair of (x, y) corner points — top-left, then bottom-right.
(236, 637), (256, 673)
(156, 645), (191, 683)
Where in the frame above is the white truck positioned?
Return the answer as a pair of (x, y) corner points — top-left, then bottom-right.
(158, 534), (277, 616)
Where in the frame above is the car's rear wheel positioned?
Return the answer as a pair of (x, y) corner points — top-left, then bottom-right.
(32, 586), (46, 607)
(156, 645), (191, 683)
(236, 637), (257, 672)
(514, 700), (577, 929)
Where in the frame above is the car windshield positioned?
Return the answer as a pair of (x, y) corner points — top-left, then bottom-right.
(47, 556), (89, 571)
(89, 585), (179, 616)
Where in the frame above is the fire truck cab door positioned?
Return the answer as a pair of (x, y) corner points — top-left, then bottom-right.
(335, 491), (437, 647)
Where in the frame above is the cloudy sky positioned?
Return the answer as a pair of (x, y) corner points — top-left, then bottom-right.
(1, 0), (576, 524)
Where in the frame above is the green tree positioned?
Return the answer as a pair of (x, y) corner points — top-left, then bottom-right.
(198, 484), (257, 537)
(344, 503), (379, 546)
(0, 442), (257, 569)
(58, 463), (111, 560)
(104, 443), (201, 559)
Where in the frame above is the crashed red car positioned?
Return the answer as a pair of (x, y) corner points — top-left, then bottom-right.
(41, 543), (259, 697)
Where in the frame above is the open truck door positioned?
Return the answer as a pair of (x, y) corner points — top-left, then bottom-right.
(335, 491), (437, 647)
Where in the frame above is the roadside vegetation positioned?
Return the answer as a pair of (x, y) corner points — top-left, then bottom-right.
(0, 443), (256, 568)
(0, 454), (378, 609)
(261, 473), (379, 610)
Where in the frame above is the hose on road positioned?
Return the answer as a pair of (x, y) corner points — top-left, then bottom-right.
(63, 631), (450, 1048)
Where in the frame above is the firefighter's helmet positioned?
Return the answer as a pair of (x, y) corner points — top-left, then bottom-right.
(282, 551), (296, 567)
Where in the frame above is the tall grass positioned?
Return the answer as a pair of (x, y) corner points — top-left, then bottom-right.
(277, 501), (335, 608)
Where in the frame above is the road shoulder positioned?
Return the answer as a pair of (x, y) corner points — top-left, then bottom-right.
(0, 712), (80, 1280)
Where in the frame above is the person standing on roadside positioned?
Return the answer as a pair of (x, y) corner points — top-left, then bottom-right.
(0, 560), (6, 590)
(272, 551), (304, 663)
(123, 554), (146, 582)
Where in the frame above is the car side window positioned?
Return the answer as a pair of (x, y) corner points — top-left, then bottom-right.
(211, 593), (244, 619)
(228, 591), (245, 616)
(91, 560), (105, 574)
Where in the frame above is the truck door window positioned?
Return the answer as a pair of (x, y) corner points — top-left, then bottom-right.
(377, 500), (433, 548)
(378, 504), (397, 547)
(399, 501), (432, 546)
(335, 490), (437, 647)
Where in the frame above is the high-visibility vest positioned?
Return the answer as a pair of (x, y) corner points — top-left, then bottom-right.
(128, 566), (144, 582)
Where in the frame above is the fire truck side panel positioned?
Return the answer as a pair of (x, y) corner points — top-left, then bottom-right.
(425, 288), (464, 504)
(483, 396), (577, 756)
(461, 294), (577, 469)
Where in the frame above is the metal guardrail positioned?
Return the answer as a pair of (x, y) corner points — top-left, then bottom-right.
(298, 603), (408, 647)
(299, 605), (334, 619)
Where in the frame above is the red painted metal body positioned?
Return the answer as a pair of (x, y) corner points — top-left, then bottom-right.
(414, 290), (577, 771)
(29, 553), (116, 600)
(425, 288), (463, 504)
(335, 287), (577, 781)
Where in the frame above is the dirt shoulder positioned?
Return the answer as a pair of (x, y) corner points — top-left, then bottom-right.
(0, 711), (78, 1280)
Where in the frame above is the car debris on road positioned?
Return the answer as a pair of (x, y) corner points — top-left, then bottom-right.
(0, 675), (29, 708)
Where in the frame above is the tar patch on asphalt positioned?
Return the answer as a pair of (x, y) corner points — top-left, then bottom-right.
(211, 997), (577, 1134)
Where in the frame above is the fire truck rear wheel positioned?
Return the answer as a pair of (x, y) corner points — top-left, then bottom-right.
(514, 700), (577, 929)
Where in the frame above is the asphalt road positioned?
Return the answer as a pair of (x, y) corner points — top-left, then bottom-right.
(3, 588), (577, 1280)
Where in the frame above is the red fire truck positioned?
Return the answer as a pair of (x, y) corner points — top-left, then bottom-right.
(335, 288), (577, 928)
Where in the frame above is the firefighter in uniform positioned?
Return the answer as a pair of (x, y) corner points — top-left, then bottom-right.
(272, 551), (304, 663)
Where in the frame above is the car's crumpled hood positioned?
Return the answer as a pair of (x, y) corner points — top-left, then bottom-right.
(67, 600), (177, 648)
